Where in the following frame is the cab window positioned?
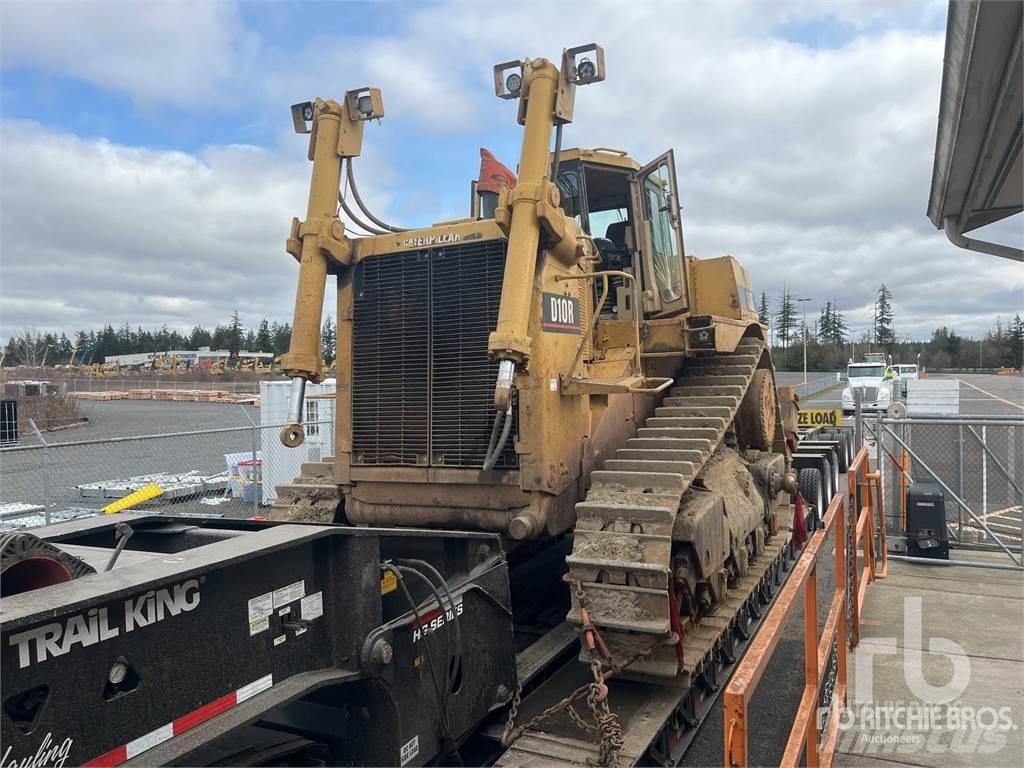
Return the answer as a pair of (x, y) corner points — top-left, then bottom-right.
(642, 162), (682, 304)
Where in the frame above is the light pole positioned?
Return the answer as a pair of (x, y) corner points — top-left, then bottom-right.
(797, 298), (811, 384)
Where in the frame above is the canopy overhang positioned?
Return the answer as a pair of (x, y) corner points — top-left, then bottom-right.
(928, 0), (1022, 261)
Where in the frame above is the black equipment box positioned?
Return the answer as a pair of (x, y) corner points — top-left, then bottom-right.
(906, 481), (948, 559)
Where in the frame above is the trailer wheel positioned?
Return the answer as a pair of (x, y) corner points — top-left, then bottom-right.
(824, 456), (838, 501)
(798, 467), (824, 531)
(821, 430), (849, 472)
(842, 429), (856, 463)
(835, 429), (853, 468)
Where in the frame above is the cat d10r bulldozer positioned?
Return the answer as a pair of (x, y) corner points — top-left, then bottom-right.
(274, 44), (797, 686)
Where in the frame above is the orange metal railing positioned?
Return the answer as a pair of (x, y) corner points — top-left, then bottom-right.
(849, 447), (887, 647)
(723, 447), (886, 768)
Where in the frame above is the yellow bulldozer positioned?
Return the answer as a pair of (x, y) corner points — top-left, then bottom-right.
(274, 45), (796, 687)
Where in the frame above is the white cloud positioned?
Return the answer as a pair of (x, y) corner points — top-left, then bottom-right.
(0, 118), (401, 342)
(1, 0), (1021, 343)
(0, 0), (250, 106)
(0, 121), (306, 339)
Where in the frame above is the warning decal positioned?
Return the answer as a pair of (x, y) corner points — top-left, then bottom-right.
(248, 592), (273, 636)
(400, 735), (419, 766)
(272, 580), (305, 608)
(301, 591), (324, 621)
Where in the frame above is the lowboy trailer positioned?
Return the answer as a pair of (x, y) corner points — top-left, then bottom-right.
(0, 506), (800, 767)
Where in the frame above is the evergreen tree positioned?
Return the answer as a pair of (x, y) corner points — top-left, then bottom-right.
(874, 284), (895, 349)
(774, 287), (797, 350)
(255, 319), (273, 352)
(55, 332), (73, 363)
(321, 316), (336, 364)
(758, 292), (770, 327)
(817, 301), (833, 343)
(829, 305), (848, 347)
(1009, 314), (1024, 369)
(271, 322), (292, 357)
(189, 325), (212, 349)
(227, 310), (244, 354)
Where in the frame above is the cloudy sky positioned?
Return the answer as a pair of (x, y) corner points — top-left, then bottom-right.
(1, 0), (1021, 345)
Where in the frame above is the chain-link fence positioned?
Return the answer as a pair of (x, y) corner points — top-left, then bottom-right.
(0, 418), (334, 530)
(61, 379), (264, 394)
(868, 413), (1024, 566)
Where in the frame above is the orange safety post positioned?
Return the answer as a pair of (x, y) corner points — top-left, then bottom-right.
(725, 445), (885, 768)
(724, 492), (847, 768)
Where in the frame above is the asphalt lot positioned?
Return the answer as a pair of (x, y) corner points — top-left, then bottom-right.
(801, 372), (1024, 416)
(1, 400), (266, 521)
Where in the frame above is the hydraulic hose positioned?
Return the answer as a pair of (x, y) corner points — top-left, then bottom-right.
(346, 159), (410, 233)
(482, 402), (514, 472)
(338, 186), (389, 236)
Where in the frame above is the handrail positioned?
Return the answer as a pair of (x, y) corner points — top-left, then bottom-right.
(555, 270), (642, 379)
(848, 447), (887, 645)
(724, 447), (885, 767)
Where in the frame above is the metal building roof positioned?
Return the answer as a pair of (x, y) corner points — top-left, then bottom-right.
(927, 0), (1022, 260)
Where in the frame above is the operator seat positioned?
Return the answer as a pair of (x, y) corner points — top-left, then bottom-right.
(605, 221), (629, 250)
(598, 221), (631, 270)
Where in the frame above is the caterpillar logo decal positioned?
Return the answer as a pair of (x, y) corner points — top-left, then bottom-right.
(542, 292), (580, 334)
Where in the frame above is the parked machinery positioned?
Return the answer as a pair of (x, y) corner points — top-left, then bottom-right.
(274, 44), (798, 685)
(1, 45), (803, 768)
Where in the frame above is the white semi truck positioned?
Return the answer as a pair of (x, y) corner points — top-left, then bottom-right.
(841, 359), (892, 415)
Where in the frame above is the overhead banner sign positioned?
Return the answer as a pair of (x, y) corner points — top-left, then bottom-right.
(798, 408), (843, 428)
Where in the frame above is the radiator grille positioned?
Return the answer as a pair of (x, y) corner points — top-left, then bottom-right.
(854, 386), (880, 402)
(352, 240), (517, 468)
(352, 251), (430, 465)
(430, 241), (517, 468)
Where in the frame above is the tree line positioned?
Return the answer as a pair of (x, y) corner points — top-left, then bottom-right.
(758, 284), (1022, 372)
(2, 313), (341, 367)
(4, 294), (1021, 372)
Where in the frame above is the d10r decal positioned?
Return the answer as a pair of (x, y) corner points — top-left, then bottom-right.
(542, 292), (581, 334)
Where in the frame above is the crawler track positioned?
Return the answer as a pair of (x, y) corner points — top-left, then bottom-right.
(566, 338), (776, 676)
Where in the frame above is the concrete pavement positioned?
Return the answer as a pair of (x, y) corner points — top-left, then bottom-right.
(835, 550), (1024, 768)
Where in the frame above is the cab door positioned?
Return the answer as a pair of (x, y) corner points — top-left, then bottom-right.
(633, 150), (688, 316)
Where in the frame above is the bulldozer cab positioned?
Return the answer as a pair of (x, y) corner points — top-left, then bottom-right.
(555, 147), (688, 318)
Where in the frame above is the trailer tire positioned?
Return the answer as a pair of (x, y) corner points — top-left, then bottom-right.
(821, 430), (850, 472)
(841, 429), (855, 465)
(798, 467), (824, 531)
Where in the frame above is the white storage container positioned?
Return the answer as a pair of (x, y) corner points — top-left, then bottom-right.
(259, 379), (336, 503)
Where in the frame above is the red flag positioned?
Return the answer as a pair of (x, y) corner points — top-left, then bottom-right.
(478, 148), (517, 194)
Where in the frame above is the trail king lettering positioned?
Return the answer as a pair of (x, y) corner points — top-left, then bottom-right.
(8, 579), (200, 668)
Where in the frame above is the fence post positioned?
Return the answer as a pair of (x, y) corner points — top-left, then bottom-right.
(30, 419), (50, 526)
(240, 406), (260, 518)
(981, 425), (988, 524)
(853, 390), (863, 451)
(957, 423), (964, 536)
(875, 411), (885, 539)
